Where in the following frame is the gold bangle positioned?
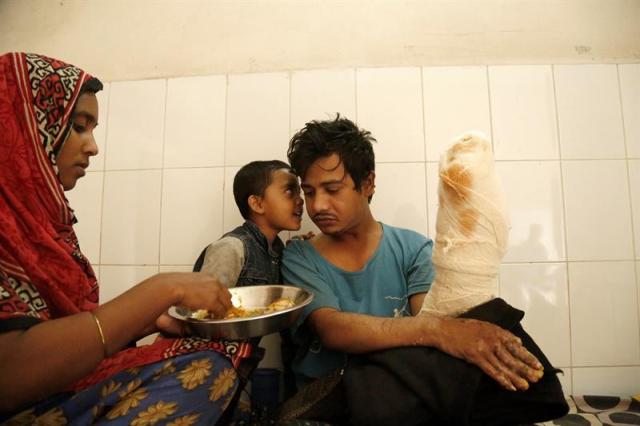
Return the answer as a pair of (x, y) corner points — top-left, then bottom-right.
(90, 311), (108, 358)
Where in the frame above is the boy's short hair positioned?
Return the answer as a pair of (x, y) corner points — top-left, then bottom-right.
(287, 114), (376, 198)
(234, 160), (292, 220)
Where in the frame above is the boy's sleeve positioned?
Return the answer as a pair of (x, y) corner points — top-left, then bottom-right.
(282, 241), (340, 325)
(406, 236), (435, 296)
(200, 237), (245, 287)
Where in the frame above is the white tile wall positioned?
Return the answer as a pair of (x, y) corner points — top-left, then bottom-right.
(164, 76), (227, 168)
(426, 162), (438, 237)
(629, 160), (640, 259)
(68, 64), (640, 396)
(92, 82), (110, 171)
(499, 263), (570, 367)
(569, 261), (640, 366)
(619, 64), (640, 159)
(562, 160), (634, 261)
(572, 366), (640, 397)
(637, 261), (640, 320)
(159, 265), (194, 273)
(489, 65), (559, 160)
(99, 265), (159, 304)
(373, 162), (428, 236)
(290, 69), (356, 136)
(554, 65), (626, 159)
(422, 66), (491, 162)
(67, 171), (103, 265)
(100, 170), (162, 264)
(223, 166), (243, 231)
(160, 167), (225, 265)
(496, 161), (566, 262)
(225, 72), (290, 166)
(106, 79), (166, 170)
(357, 68), (425, 163)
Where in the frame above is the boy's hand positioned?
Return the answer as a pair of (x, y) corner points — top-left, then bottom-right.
(287, 231), (316, 245)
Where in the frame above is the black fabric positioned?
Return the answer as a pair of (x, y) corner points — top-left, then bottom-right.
(192, 245), (207, 273)
(340, 298), (569, 425)
(193, 221), (283, 285)
(281, 329), (300, 401)
(225, 221), (283, 285)
(218, 346), (266, 425)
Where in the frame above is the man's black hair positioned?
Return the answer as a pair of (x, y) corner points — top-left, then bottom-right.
(287, 114), (376, 199)
(234, 160), (291, 220)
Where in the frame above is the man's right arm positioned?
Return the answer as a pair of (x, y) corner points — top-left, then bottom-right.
(283, 241), (543, 392)
(309, 307), (543, 392)
(308, 307), (436, 353)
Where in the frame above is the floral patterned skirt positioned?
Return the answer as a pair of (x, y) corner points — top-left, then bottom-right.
(5, 351), (240, 425)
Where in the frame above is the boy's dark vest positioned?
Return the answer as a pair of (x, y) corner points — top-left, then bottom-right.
(193, 221), (298, 400)
(193, 221), (284, 285)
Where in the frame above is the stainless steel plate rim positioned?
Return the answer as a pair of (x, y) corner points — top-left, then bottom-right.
(168, 284), (313, 325)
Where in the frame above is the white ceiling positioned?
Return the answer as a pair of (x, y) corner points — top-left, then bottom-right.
(1, 0), (638, 81)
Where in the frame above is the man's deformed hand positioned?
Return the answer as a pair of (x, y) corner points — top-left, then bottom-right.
(431, 316), (544, 391)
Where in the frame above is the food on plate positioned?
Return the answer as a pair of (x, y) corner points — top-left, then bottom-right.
(190, 297), (296, 320)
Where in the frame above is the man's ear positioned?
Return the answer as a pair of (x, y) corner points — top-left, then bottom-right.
(363, 171), (376, 197)
(248, 195), (265, 216)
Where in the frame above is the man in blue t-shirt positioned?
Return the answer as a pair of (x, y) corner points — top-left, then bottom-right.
(283, 115), (544, 393)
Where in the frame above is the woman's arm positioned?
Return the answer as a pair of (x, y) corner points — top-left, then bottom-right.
(0, 272), (231, 413)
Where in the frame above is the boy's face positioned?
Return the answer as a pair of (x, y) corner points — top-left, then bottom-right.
(301, 153), (374, 236)
(261, 168), (304, 232)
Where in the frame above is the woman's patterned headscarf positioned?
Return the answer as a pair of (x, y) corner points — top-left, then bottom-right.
(0, 52), (99, 324)
(0, 53), (251, 393)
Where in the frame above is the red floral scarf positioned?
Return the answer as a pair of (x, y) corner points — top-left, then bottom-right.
(0, 53), (250, 391)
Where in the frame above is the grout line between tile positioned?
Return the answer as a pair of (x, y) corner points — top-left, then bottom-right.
(486, 66), (496, 154)
(552, 64), (574, 392)
(97, 83), (112, 271)
(419, 67), (430, 236)
(616, 64), (640, 358)
(222, 74), (230, 231)
(156, 79), (169, 268)
(288, 70), (293, 141)
(354, 68), (359, 123)
(570, 364), (640, 369)
(286, 71), (293, 243)
(486, 66), (501, 294)
(503, 259), (638, 265)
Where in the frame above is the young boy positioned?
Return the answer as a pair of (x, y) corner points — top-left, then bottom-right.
(192, 160), (304, 422)
(193, 160), (304, 286)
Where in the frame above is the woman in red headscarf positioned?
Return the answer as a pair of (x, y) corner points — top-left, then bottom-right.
(0, 52), (252, 424)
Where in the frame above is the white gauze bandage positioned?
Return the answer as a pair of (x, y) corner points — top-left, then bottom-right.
(419, 132), (509, 317)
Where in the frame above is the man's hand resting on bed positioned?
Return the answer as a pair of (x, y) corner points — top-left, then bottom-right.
(431, 316), (545, 391)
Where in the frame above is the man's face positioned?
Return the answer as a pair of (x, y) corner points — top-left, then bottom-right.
(301, 153), (374, 235)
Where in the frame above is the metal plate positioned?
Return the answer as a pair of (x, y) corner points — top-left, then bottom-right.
(168, 285), (313, 339)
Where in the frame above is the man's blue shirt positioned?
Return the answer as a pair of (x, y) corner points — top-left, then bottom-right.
(282, 223), (435, 385)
